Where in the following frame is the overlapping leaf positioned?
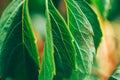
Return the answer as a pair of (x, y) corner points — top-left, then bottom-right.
(75, 0), (102, 49)
(92, 0), (111, 19)
(39, 0), (55, 80)
(92, 0), (120, 20)
(39, 0), (76, 80)
(39, 0), (102, 80)
(65, 0), (102, 79)
(0, 0), (102, 80)
(0, 0), (39, 80)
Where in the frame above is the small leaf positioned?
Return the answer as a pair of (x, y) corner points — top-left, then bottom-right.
(107, 0), (120, 20)
(0, 0), (39, 80)
(92, 0), (120, 20)
(109, 65), (120, 80)
(92, 0), (111, 19)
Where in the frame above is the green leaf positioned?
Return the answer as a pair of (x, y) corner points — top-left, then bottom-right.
(76, 0), (102, 49)
(109, 65), (120, 80)
(92, 0), (120, 20)
(29, 0), (45, 14)
(39, 0), (76, 80)
(0, 0), (39, 80)
(65, 0), (102, 79)
(85, 0), (92, 4)
(107, 0), (120, 20)
(39, 0), (55, 80)
(92, 0), (111, 19)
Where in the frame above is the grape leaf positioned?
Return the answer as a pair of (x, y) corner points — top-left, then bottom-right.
(0, 0), (39, 80)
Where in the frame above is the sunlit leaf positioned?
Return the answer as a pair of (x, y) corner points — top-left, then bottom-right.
(65, 0), (102, 79)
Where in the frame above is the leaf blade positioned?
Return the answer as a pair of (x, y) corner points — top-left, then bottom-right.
(76, 0), (102, 49)
(39, 0), (55, 80)
(39, 0), (76, 80)
(0, 0), (39, 80)
(65, 0), (102, 79)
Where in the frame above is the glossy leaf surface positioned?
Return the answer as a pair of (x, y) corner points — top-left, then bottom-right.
(39, 0), (76, 80)
(0, 0), (39, 80)
(66, 0), (102, 79)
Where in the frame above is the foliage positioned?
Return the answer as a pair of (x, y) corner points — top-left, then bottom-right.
(109, 65), (120, 80)
(1, 0), (120, 80)
(0, 0), (39, 80)
(92, 0), (120, 20)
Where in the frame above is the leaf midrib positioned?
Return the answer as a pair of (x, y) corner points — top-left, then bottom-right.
(50, 12), (74, 67)
(67, 1), (93, 34)
(66, 0), (95, 73)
